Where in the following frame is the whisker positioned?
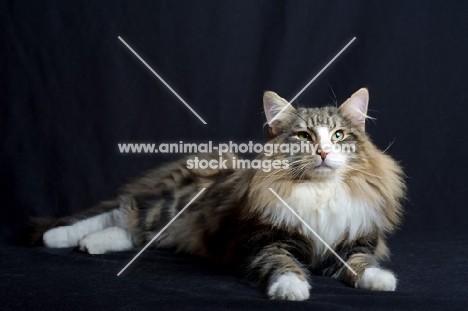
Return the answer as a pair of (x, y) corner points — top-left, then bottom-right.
(264, 157), (314, 182)
(298, 163), (311, 180)
(381, 140), (395, 154)
(291, 163), (310, 180)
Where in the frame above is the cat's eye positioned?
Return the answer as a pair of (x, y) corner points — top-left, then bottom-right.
(297, 131), (312, 141)
(332, 130), (344, 142)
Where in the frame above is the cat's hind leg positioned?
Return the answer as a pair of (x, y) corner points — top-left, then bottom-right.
(43, 208), (124, 249)
(78, 226), (134, 254)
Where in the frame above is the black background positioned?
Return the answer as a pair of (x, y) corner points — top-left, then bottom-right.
(1, 1), (467, 310)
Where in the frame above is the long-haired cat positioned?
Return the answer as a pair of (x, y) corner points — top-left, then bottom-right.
(33, 88), (405, 301)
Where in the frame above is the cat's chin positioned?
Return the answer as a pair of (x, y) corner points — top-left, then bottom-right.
(301, 166), (339, 181)
(313, 168), (335, 177)
(313, 163), (333, 170)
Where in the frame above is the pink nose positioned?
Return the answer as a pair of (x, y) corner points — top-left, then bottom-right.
(318, 150), (328, 160)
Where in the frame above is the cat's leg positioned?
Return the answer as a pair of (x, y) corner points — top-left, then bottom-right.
(247, 243), (311, 301)
(78, 226), (134, 254)
(339, 253), (397, 291)
(43, 208), (125, 248)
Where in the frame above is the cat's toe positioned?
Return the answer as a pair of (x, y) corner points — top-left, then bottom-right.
(355, 267), (397, 291)
(43, 227), (77, 248)
(267, 272), (311, 301)
(78, 235), (106, 254)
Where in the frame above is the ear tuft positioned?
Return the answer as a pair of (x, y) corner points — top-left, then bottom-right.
(339, 88), (370, 132)
(263, 91), (294, 136)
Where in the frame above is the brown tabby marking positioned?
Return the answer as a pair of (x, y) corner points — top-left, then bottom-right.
(34, 88), (406, 300)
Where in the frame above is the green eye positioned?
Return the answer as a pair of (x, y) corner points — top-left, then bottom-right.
(297, 131), (312, 141)
(332, 130), (344, 142)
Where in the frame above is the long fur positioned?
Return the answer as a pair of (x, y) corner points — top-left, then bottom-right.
(32, 88), (406, 300)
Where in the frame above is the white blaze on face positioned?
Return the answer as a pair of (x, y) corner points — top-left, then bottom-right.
(316, 127), (332, 153)
(315, 126), (347, 169)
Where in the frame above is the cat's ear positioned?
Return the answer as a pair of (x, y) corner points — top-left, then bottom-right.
(339, 88), (369, 132)
(264, 91), (295, 136)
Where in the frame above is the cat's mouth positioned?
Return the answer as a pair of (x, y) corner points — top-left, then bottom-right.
(314, 162), (333, 170)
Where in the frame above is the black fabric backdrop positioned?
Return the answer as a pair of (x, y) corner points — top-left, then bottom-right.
(1, 1), (467, 310)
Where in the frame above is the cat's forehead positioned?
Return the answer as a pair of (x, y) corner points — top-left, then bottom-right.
(292, 107), (344, 129)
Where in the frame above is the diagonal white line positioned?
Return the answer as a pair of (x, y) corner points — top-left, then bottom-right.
(117, 187), (206, 276)
(118, 36), (207, 125)
(268, 37), (357, 125)
(268, 188), (357, 276)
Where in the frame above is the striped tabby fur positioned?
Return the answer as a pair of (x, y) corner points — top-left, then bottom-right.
(35, 88), (406, 300)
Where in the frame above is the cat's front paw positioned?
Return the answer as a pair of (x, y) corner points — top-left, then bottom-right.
(78, 234), (107, 254)
(267, 272), (311, 301)
(355, 267), (397, 291)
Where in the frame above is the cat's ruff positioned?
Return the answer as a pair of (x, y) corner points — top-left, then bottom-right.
(265, 181), (384, 254)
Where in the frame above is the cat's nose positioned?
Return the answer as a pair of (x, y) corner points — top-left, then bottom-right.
(317, 149), (328, 160)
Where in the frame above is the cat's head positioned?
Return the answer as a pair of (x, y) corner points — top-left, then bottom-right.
(263, 88), (371, 181)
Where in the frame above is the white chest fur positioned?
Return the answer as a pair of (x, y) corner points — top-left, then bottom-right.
(266, 182), (383, 253)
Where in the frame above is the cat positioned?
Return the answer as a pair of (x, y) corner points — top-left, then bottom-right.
(32, 88), (406, 301)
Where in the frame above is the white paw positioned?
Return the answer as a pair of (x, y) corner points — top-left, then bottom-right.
(43, 227), (78, 248)
(355, 267), (397, 291)
(78, 234), (107, 254)
(78, 227), (134, 254)
(267, 272), (311, 301)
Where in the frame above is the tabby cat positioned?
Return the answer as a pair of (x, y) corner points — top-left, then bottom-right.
(35, 88), (405, 301)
